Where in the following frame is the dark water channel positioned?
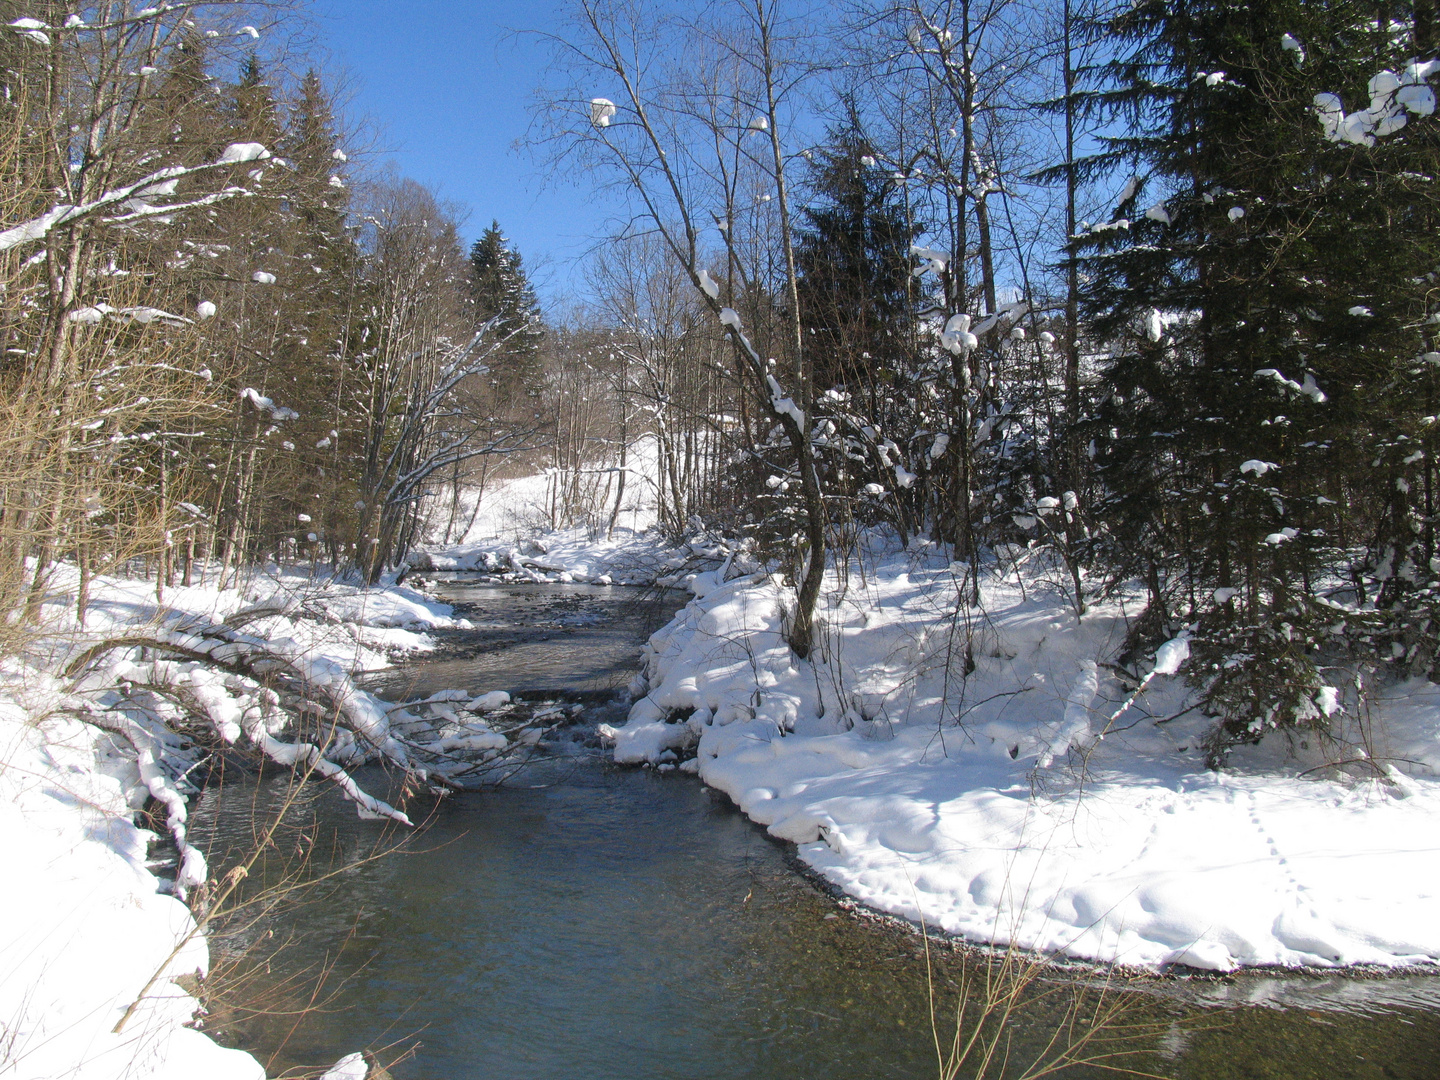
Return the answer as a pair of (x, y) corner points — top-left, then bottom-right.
(193, 580), (1440, 1080)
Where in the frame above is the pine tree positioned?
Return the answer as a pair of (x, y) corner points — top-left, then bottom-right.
(469, 222), (545, 394)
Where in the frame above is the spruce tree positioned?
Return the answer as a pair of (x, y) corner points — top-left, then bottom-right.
(469, 222), (545, 394)
(795, 117), (920, 398)
(1074, 0), (1440, 753)
(794, 116), (924, 533)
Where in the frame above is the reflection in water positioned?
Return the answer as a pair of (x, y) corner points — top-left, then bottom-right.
(192, 581), (1440, 1080)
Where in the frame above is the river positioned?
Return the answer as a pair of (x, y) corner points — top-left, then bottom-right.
(191, 580), (1440, 1079)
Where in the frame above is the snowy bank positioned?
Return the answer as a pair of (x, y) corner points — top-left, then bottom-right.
(0, 693), (264, 1080)
(1, 568), (465, 1079)
(601, 552), (1440, 972)
(413, 435), (739, 587)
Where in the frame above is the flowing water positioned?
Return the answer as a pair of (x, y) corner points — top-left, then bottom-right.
(192, 580), (1440, 1079)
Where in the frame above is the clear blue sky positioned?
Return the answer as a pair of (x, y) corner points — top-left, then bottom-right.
(311, 0), (605, 306)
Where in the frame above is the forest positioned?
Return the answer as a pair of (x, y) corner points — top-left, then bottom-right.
(6, 1), (1440, 1078)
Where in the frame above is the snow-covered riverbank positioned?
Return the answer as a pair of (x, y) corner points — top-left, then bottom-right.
(0, 568), (462, 1080)
(596, 543), (1440, 973)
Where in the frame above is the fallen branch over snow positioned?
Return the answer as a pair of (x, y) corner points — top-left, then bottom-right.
(62, 608), (535, 832)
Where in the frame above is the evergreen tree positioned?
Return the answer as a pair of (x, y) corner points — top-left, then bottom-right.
(469, 222), (545, 393)
(795, 116), (920, 398)
(1074, 0), (1440, 753)
(794, 116), (925, 534)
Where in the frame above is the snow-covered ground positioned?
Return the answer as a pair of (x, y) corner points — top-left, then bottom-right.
(597, 544), (1440, 973)
(1, 567), (462, 1080)
(428, 435), (663, 548)
(415, 438), (684, 585)
(0, 700), (264, 1080)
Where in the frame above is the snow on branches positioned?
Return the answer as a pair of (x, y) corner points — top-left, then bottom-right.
(0, 144), (272, 253)
(1315, 61), (1440, 146)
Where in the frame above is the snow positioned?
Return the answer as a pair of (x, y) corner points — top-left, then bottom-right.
(589, 98), (616, 128)
(9, 17), (50, 45)
(195, 299), (216, 319)
(599, 549), (1440, 971)
(250, 270), (276, 285)
(1151, 633), (1190, 676)
(1145, 308), (1163, 342)
(1317, 61), (1439, 144)
(1399, 82), (1436, 117)
(0, 152), (263, 255)
(0, 703), (265, 1080)
(468, 690), (512, 712)
(216, 142), (271, 165)
(417, 521), (675, 587)
(696, 267), (721, 299)
(321, 1053), (369, 1080)
(1255, 367), (1327, 403)
(240, 386), (298, 420)
(911, 245), (949, 275)
(414, 436), (673, 567)
(0, 555), (481, 1078)
(0, 205), (74, 252)
(766, 373), (805, 426)
(940, 312), (977, 353)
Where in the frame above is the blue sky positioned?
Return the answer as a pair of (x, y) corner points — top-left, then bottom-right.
(311, 0), (605, 306)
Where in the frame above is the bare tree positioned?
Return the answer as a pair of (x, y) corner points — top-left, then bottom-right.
(346, 179), (540, 580)
(536, 0), (832, 656)
(0, 3), (295, 617)
(589, 232), (737, 539)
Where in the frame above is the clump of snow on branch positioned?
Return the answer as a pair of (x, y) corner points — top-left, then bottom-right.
(1255, 367), (1327, 402)
(766, 374), (805, 426)
(240, 387), (299, 420)
(1315, 61), (1439, 146)
(0, 145), (271, 253)
(590, 97), (617, 128)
